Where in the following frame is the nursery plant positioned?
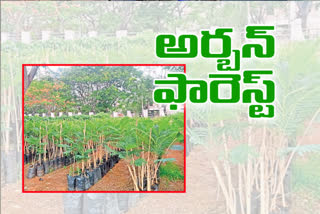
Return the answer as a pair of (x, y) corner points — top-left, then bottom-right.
(105, 114), (183, 191)
(24, 113), (184, 191)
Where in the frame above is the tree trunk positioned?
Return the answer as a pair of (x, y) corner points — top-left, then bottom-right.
(297, 2), (312, 38)
(24, 66), (40, 94)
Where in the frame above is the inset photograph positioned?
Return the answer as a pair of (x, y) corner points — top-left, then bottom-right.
(22, 64), (185, 192)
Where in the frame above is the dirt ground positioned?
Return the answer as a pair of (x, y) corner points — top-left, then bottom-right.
(2, 183), (63, 214)
(24, 163), (71, 191)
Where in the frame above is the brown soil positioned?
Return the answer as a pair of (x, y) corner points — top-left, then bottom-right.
(159, 178), (185, 192)
(24, 163), (70, 191)
(290, 190), (320, 214)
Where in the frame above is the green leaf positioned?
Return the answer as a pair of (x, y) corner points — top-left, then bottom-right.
(154, 158), (176, 163)
(228, 144), (258, 164)
(133, 158), (147, 166)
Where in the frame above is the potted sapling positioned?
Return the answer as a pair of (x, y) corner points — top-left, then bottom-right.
(36, 125), (45, 177)
(63, 137), (74, 166)
(74, 122), (92, 191)
(25, 137), (38, 179)
(118, 117), (178, 191)
(149, 119), (181, 190)
(67, 135), (81, 191)
(74, 148), (92, 191)
(86, 140), (98, 185)
(50, 122), (60, 171)
(87, 121), (103, 182)
(43, 122), (50, 174)
(56, 123), (64, 169)
(25, 119), (39, 178)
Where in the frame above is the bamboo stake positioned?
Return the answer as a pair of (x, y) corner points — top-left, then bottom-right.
(271, 108), (320, 209)
(127, 165), (139, 191)
(220, 120), (235, 213)
(39, 126), (42, 165)
(152, 138), (177, 181)
(238, 165), (245, 214)
(141, 143), (145, 190)
(246, 125), (252, 214)
(82, 122), (86, 173)
(147, 129), (152, 191)
(212, 161), (234, 214)
(260, 126), (267, 214)
(60, 123), (63, 157)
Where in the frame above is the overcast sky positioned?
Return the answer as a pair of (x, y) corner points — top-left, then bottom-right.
(28, 66), (169, 80)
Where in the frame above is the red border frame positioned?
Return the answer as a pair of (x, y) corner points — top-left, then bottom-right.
(22, 64), (186, 193)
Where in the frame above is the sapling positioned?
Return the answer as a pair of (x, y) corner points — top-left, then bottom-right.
(38, 125), (42, 165)
(116, 117), (179, 191)
(43, 123), (48, 163)
(82, 122), (86, 173)
(59, 123), (63, 158)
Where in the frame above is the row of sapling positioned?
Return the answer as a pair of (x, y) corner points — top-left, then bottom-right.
(24, 117), (76, 178)
(24, 115), (120, 190)
(66, 118), (121, 191)
(24, 113), (184, 191)
(108, 114), (184, 191)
